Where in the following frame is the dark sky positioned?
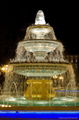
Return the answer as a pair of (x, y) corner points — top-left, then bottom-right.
(0, 1), (79, 64)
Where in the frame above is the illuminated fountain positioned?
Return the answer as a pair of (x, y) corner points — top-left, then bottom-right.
(0, 10), (78, 107)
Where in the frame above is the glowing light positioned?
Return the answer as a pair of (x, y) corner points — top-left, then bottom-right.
(1, 65), (9, 72)
(32, 95), (41, 98)
(1, 67), (5, 71)
(1, 104), (11, 107)
(1, 105), (5, 107)
(59, 76), (64, 80)
(53, 75), (58, 79)
(1, 65), (13, 72)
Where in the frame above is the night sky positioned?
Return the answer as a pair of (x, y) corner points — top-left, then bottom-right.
(0, 1), (79, 64)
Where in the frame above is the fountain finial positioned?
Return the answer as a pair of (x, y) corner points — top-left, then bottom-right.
(35, 10), (46, 25)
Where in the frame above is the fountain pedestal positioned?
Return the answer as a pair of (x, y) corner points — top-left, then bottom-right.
(24, 79), (56, 100)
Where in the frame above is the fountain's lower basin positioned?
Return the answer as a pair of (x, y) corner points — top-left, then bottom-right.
(1, 63), (78, 107)
(0, 96), (79, 107)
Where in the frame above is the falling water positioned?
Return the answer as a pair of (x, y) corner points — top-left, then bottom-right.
(65, 65), (77, 97)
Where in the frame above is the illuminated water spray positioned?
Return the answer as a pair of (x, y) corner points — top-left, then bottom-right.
(35, 10), (46, 25)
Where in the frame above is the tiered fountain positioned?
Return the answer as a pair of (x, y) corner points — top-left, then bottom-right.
(0, 10), (78, 107)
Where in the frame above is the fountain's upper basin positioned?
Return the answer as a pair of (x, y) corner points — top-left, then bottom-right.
(18, 40), (63, 52)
